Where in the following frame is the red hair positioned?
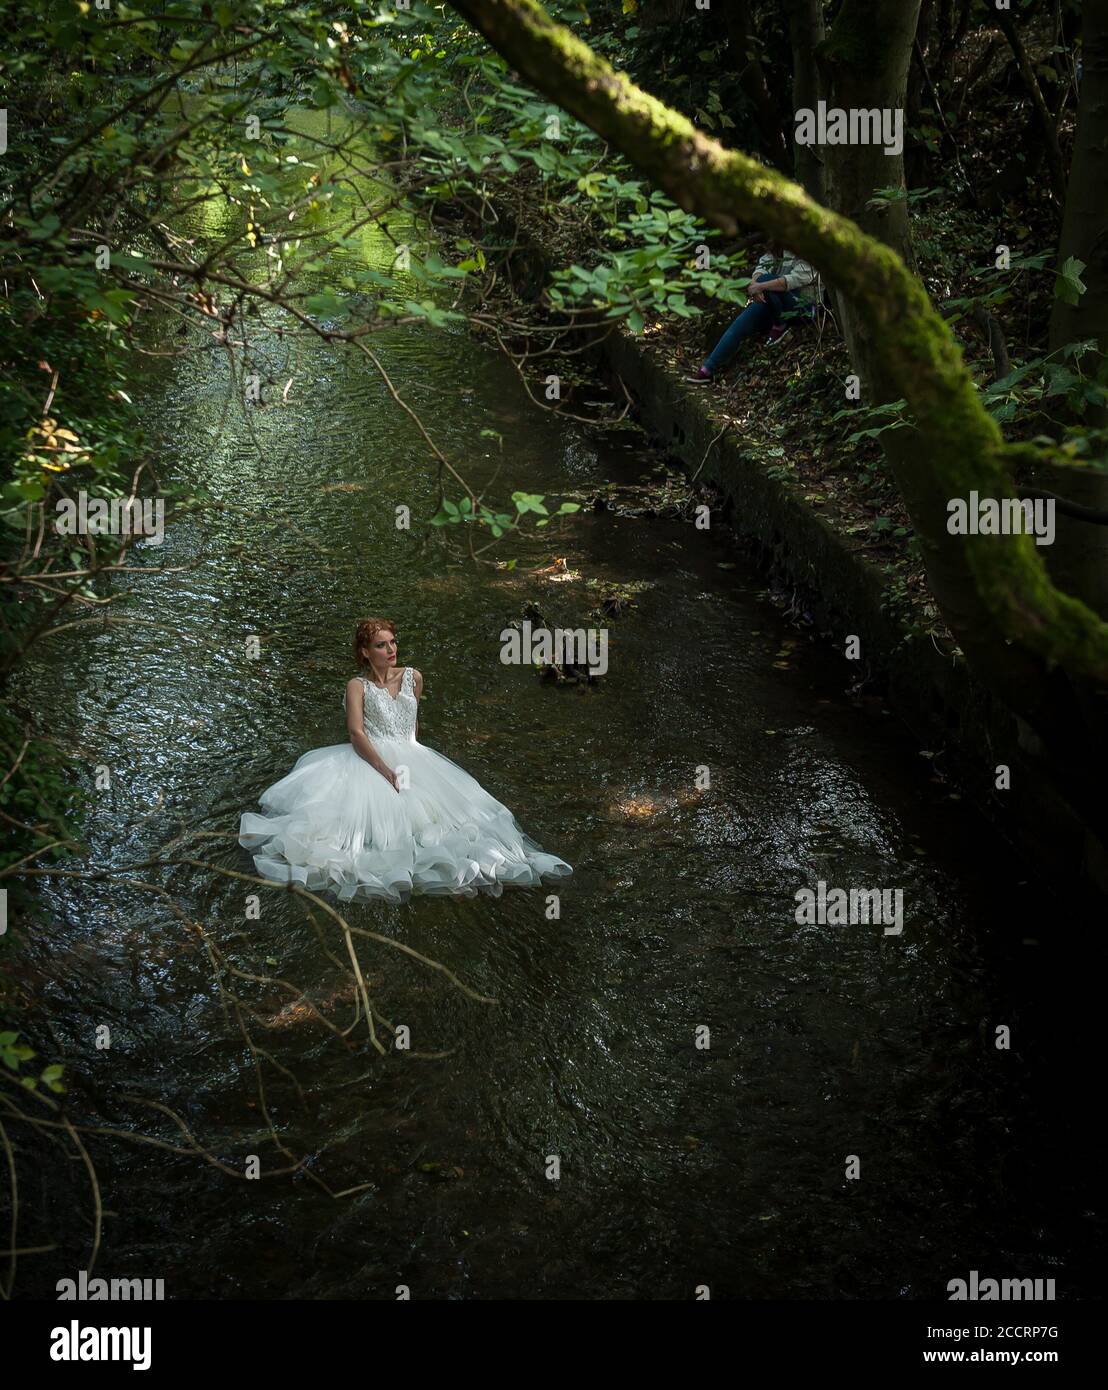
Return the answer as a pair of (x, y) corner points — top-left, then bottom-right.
(353, 618), (398, 671)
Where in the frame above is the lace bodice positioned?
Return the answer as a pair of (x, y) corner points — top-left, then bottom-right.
(345, 666), (418, 743)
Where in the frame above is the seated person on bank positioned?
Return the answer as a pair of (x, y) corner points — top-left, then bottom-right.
(687, 246), (819, 383)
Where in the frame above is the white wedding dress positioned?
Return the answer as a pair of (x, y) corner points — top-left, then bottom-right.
(239, 666), (572, 903)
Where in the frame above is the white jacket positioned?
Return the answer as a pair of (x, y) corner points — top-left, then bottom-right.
(753, 251), (820, 306)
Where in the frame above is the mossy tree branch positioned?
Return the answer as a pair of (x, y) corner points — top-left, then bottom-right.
(445, 0), (1108, 686)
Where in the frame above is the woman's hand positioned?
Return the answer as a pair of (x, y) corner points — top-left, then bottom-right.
(749, 274), (785, 300)
(380, 765), (401, 793)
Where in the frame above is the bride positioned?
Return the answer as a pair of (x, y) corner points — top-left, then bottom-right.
(239, 618), (573, 903)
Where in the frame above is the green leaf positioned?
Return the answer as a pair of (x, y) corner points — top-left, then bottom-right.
(110, 251), (155, 275)
(1055, 256), (1087, 307)
(512, 491), (549, 516)
(303, 293), (345, 317)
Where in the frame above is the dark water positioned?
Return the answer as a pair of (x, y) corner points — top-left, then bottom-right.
(9, 127), (1104, 1301)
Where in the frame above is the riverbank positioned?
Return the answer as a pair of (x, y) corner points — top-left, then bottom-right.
(437, 188), (1107, 902)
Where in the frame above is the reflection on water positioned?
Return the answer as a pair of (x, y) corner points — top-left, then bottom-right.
(9, 113), (1103, 1301)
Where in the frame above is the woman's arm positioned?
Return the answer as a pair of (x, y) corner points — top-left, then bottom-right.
(780, 257), (817, 293)
(345, 678), (399, 790)
(412, 668), (423, 741)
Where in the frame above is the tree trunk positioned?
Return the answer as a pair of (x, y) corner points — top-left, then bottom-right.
(806, 0), (1057, 712)
(784, 0), (827, 202)
(1050, 0), (1108, 374)
(815, 0), (921, 411)
(817, 0), (921, 270)
(905, 0), (935, 183)
(1040, 0), (1108, 617)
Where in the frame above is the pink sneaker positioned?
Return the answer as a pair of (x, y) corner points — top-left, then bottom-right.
(766, 323), (791, 344)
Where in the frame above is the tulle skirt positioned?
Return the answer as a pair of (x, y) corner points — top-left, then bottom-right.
(239, 738), (573, 904)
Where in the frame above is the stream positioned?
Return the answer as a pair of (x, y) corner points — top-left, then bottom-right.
(11, 111), (1103, 1301)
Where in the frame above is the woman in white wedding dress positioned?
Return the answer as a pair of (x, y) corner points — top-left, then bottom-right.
(239, 618), (573, 904)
